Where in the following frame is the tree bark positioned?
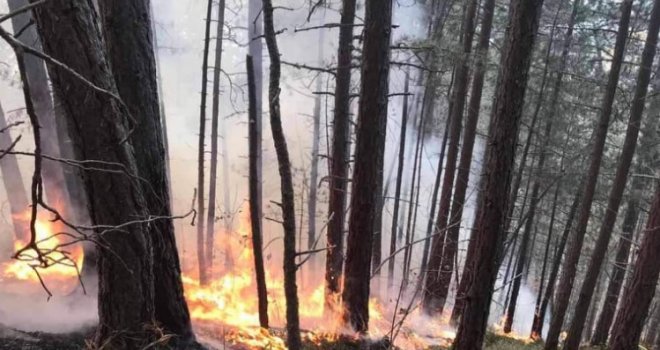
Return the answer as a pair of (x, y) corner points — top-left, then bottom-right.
(204, 0), (226, 276)
(0, 102), (29, 242)
(592, 102), (660, 347)
(31, 1), (158, 346)
(422, 0), (478, 315)
(8, 0), (68, 213)
(247, 55), (269, 329)
(452, 0), (544, 347)
(564, 2), (660, 347)
(544, 2), (633, 348)
(387, 72), (410, 288)
(196, 0), (214, 286)
(609, 182), (660, 350)
(98, 0), (194, 342)
(325, 0), (356, 306)
(341, 0), (392, 332)
(261, 0), (301, 347)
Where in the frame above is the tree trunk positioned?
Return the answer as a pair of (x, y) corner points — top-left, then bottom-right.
(8, 0), (68, 213)
(530, 186), (581, 339)
(325, 0), (356, 306)
(564, 2), (660, 347)
(341, 0), (392, 332)
(196, 0), (214, 286)
(261, 0), (301, 347)
(544, 2), (633, 348)
(452, 0), (544, 347)
(0, 102), (29, 242)
(609, 183), (660, 350)
(247, 55), (269, 329)
(98, 0), (194, 342)
(248, 0), (264, 277)
(307, 22), (325, 255)
(422, 0), (478, 315)
(204, 0), (226, 277)
(32, 1), (157, 346)
(387, 72), (410, 287)
(592, 107), (660, 347)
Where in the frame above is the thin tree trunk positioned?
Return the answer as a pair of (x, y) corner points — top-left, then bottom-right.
(196, 0), (214, 286)
(205, 0), (226, 277)
(0, 102), (29, 242)
(325, 0), (357, 306)
(307, 22), (325, 255)
(388, 72), (411, 287)
(530, 186), (581, 339)
(418, 120), (449, 286)
(247, 55), (269, 329)
(98, 0), (194, 342)
(544, 2), (633, 348)
(341, 0), (392, 332)
(609, 182), (660, 350)
(645, 304), (660, 346)
(8, 0), (68, 213)
(31, 1), (157, 346)
(452, 0), (544, 347)
(564, 2), (660, 346)
(261, 0), (301, 346)
(422, 0), (478, 315)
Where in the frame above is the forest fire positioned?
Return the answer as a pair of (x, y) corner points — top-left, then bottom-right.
(180, 209), (458, 348)
(0, 209), (84, 295)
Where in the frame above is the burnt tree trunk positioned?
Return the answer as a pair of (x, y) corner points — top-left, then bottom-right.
(422, 0), (478, 315)
(452, 0), (544, 347)
(342, 0), (392, 332)
(387, 72), (410, 288)
(564, 2), (660, 347)
(247, 55), (269, 329)
(544, 2), (633, 348)
(609, 183), (660, 350)
(98, 0), (194, 342)
(0, 102), (29, 242)
(325, 0), (356, 306)
(261, 0), (301, 347)
(204, 0), (226, 276)
(32, 1), (157, 347)
(196, 0), (214, 286)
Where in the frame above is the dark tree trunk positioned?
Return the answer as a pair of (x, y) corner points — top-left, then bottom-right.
(544, 2), (633, 348)
(8, 0), (68, 213)
(422, 0), (478, 315)
(196, 0), (214, 286)
(0, 103), (29, 242)
(31, 1), (157, 347)
(248, 0), (264, 278)
(341, 0), (392, 332)
(592, 103), (660, 347)
(204, 0), (226, 276)
(247, 55), (269, 329)
(564, 2), (660, 347)
(98, 0), (194, 343)
(261, 0), (301, 347)
(325, 0), (357, 305)
(609, 184), (660, 350)
(387, 72), (410, 288)
(452, 0), (544, 347)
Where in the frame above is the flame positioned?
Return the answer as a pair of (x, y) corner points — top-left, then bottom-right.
(181, 205), (459, 349)
(1, 208), (85, 294)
